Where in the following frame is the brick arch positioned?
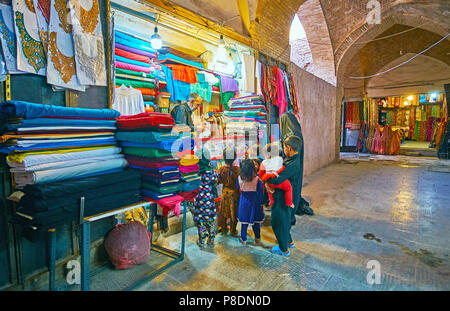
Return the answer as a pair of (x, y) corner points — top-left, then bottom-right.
(291, 0), (336, 86)
(336, 7), (449, 97)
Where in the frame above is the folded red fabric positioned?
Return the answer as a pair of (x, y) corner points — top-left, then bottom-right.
(126, 158), (179, 168)
(179, 189), (200, 201)
(115, 48), (151, 64)
(179, 164), (199, 174)
(117, 112), (175, 129)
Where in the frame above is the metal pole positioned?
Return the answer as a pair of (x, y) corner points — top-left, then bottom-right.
(180, 201), (187, 258)
(47, 229), (56, 291)
(80, 222), (90, 291)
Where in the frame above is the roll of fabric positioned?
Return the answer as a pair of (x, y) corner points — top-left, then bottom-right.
(115, 31), (156, 54)
(124, 154), (180, 163)
(116, 67), (154, 79)
(115, 55), (151, 68)
(127, 165), (179, 175)
(115, 48), (152, 64)
(115, 61), (152, 74)
(120, 138), (194, 152)
(22, 169), (141, 199)
(16, 126), (117, 134)
(1, 132), (114, 144)
(12, 137), (117, 152)
(10, 154), (124, 173)
(13, 158), (128, 187)
(115, 43), (155, 59)
(21, 178), (142, 212)
(14, 190), (142, 228)
(7, 146), (122, 168)
(0, 101), (120, 120)
(115, 78), (155, 90)
(15, 118), (117, 128)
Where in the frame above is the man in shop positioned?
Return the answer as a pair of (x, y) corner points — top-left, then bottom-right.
(170, 93), (202, 132)
(280, 109), (314, 222)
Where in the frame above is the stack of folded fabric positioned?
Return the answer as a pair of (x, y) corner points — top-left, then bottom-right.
(116, 112), (196, 216)
(224, 95), (267, 137)
(12, 169), (143, 238)
(0, 101), (128, 189)
(178, 154), (201, 196)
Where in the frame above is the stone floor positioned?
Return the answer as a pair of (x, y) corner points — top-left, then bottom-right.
(134, 154), (450, 291)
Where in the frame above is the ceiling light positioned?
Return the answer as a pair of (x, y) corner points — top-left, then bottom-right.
(150, 26), (162, 50)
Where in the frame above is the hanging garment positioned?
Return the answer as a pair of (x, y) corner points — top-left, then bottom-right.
(219, 74), (239, 93)
(272, 66), (288, 119)
(345, 102), (353, 129)
(243, 53), (255, 93)
(12, 0), (46, 75)
(113, 85), (145, 116)
(255, 60), (262, 95)
(352, 102), (361, 130)
(0, 4), (21, 73)
(169, 64), (198, 83)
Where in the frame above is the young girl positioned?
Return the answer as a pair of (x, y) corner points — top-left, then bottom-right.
(217, 148), (240, 236)
(260, 143), (294, 209)
(193, 149), (218, 248)
(237, 159), (265, 246)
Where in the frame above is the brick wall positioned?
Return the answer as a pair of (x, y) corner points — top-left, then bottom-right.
(289, 63), (339, 176)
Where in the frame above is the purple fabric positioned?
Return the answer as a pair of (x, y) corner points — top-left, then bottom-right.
(219, 74), (239, 93)
(115, 43), (156, 59)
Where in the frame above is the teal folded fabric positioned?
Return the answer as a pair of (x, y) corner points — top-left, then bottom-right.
(115, 131), (183, 144)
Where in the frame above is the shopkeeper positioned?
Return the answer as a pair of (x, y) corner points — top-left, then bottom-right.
(170, 93), (202, 132)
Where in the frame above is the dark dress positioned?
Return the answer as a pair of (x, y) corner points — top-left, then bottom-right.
(267, 153), (301, 252)
(236, 177), (265, 225)
(280, 111), (309, 220)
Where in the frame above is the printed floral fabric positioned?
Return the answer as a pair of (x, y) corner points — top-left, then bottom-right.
(192, 170), (218, 224)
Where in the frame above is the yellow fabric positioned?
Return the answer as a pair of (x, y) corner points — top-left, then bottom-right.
(7, 146), (113, 163)
(124, 207), (149, 227)
(179, 155), (199, 166)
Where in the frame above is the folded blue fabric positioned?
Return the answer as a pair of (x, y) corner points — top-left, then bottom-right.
(0, 101), (120, 119)
(115, 31), (156, 54)
(119, 138), (194, 152)
(13, 138), (117, 151)
(142, 175), (180, 187)
(17, 118), (117, 128)
(141, 189), (176, 200)
(181, 179), (201, 192)
(115, 55), (151, 68)
(127, 165), (179, 174)
(157, 53), (204, 69)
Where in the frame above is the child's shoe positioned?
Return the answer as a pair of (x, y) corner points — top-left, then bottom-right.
(270, 245), (290, 256)
(239, 237), (247, 245)
(207, 238), (215, 248)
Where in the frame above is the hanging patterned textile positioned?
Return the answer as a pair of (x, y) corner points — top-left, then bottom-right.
(46, 0), (85, 91)
(0, 4), (21, 73)
(32, 0), (49, 53)
(12, 0), (46, 75)
(68, 0), (107, 86)
(345, 102), (353, 129)
(351, 102), (361, 130)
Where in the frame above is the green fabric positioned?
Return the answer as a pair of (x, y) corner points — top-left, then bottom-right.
(115, 77), (155, 89)
(116, 68), (155, 79)
(386, 111), (393, 125)
(122, 147), (172, 158)
(196, 148), (213, 173)
(221, 92), (235, 110)
(191, 76), (212, 102)
(142, 182), (180, 194)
